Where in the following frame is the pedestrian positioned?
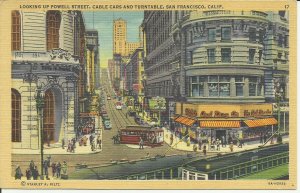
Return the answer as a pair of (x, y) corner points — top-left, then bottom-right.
(221, 135), (226, 147)
(260, 132), (263, 144)
(91, 140), (95, 151)
(25, 168), (32, 180)
(51, 162), (56, 177)
(15, 165), (23, 180)
(62, 161), (68, 175)
(72, 138), (76, 148)
(263, 133), (267, 144)
(61, 139), (65, 149)
(170, 134), (174, 146)
(112, 135), (116, 144)
(193, 144), (197, 152)
(56, 162), (61, 178)
(32, 166), (39, 180)
(139, 137), (144, 149)
(216, 139), (220, 151)
(229, 142), (234, 152)
(203, 144), (207, 156)
(89, 134), (94, 145)
(29, 160), (35, 174)
(47, 133), (50, 147)
(43, 159), (49, 179)
(198, 139), (202, 150)
(97, 135), (101, 149)
(238, 139), (243, 148)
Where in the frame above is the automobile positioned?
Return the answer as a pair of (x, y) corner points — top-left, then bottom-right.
(115, 101), (122, 110)
(100, 110), (107, 116)
(107, 96), (111, 100)
(103, 120), (112, 130)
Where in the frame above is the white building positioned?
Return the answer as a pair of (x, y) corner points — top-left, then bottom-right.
(11, 11), (86, 149)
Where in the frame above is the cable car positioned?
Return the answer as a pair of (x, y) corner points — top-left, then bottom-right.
(120, 125), (164, 147)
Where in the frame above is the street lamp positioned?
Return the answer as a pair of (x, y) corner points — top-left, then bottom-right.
(275, 81), (284, 134)
(35, 85), (45, 179)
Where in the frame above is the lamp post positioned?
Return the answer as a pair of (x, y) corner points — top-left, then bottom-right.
(35, 85), (45, 179)
(275, 82), (284, 134)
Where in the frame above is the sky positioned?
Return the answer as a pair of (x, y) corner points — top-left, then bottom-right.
(83, 11), (144, 68)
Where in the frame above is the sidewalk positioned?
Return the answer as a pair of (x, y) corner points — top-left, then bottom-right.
(12, 134), (103, 155)
(163, 128), (289, 154)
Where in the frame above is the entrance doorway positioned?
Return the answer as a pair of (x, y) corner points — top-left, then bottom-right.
(43, 89), (55, 144)
(216, 130), (226, 141)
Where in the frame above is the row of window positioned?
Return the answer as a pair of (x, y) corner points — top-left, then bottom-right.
(11, 11), (84, 53)
(188, 27), (266, 44)
(190, 76), (262, 97)
(11, 89), (55, 143)
(188, 48), (263, 64)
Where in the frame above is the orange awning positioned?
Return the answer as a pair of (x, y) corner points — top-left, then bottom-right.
(244, 118), (278, 128)
(174, 116), (196, 127)
(200, 121), (241, 128)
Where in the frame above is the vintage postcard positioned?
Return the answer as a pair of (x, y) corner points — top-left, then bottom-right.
(0, 0), (297, 190)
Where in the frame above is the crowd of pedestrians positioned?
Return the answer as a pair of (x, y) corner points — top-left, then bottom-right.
(15, 159), (68, 180)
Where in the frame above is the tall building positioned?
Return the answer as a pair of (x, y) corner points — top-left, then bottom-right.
(143, 10), (289, 142)
(11, 11), (86, 149)
(113, 19), (127, 56)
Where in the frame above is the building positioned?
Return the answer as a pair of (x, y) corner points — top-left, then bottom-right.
(11, 11), (86, 149)
(85, 30), (99, 94)
(143, 10), (289, 141)
(125, 48), (145, 110)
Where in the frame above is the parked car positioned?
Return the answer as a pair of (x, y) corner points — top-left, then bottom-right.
(103, 120), (112, 130)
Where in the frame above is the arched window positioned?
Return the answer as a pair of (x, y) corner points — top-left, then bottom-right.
(11, 11), (21, 51)
(12, 89), (21, 142)
(46, 11), (61, 51)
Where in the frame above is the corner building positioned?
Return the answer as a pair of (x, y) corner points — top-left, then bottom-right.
(143, 10), (289, 143)
(11, 11), (86, 149)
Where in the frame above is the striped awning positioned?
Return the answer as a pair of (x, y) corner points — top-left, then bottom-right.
(174, 116), (196, 127)
(244, 118), (278, 128)
(200, 121), (241, 128)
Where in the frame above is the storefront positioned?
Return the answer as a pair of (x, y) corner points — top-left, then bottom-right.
(174, 103), (278, 144)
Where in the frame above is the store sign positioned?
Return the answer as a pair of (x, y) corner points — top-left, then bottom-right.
(185, 108), (197, 117)
(200, 110), (240, 118)
(244, 109), (272, 117)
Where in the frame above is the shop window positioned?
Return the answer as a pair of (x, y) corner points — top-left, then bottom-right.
(221, 48), (231, 63)
(207, 49), (215, 63)
(249, 28), (256, 42)
(12, 89), (21, 142)
(208, 28), (216, 42)
(46, 11), (61, 51)
(221, 27), (231, 41)
(249, 49), (256, 64)
(11, 11), (21, 51)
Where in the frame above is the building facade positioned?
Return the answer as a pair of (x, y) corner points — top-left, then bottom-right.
(143, 10), (289, 140)
(11, 11), (86, 149)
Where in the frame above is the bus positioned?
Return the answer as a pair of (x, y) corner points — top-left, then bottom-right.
(120, 125), (164, 147)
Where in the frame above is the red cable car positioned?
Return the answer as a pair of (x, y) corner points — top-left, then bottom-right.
(120, 125), (164, 147)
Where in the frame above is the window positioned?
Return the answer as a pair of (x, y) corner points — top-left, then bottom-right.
(221, 48), (231, 63)
(12, 89), (21, 142)
(207, 49), (215, 63)
(11, 11), (21, 51)
(258, 50), (263, 64)
(278, 34), (283, 47)
(208, 28), (216, 42)
(208, 76), (230, 97)
(249, 77), (262, 96)
(249, 28), (256, 42)
(221, 27), (231, 40)
(189, 51), (193, 65)
(249, 49), (256, 64)
(190, 76), (205, 97)
(46, 11), (61, 51)
(259, 29), (265, 43)
(284, 35), (289, 48)
(189, 31), (193, 44)
(235, 76), (244, 96)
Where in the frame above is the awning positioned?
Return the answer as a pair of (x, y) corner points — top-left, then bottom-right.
(174, 116), (196, 127)
(244, 118), (278, 128)
(200, 121), (241, 128)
